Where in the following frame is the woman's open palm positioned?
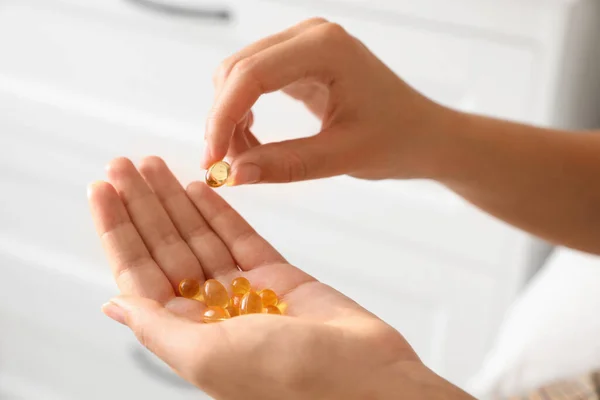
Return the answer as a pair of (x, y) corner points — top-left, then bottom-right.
(88, 156), (428, 399)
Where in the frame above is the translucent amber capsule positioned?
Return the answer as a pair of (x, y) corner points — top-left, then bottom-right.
(231, 277), (251, 295)
(264, 305), (282, 315)
(230, 293), (243, 308)
(201, 279), (230, 308)
(178, 278), (200, 299)
(205, 161), (230, 188)
(258, 289), (278, 307)
(227, 294), (243, 317)
(276, 302), (288, 315)
(240, 291), (263, 315)
(203, 306), (230, 323)
(226, 305), (240, 317)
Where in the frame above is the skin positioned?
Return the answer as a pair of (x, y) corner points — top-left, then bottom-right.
(90, 16), (600, 400)
(89, 157), (474, 399)
(202, 18), (600, 255)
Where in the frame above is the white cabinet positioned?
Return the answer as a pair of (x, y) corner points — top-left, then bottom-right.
(1, 0), (599, 398)
(0, 247), (207, 400)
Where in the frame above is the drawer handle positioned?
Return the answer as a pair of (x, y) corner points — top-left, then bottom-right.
(130, 346), (197, 390)
(123, 0), (232, 21)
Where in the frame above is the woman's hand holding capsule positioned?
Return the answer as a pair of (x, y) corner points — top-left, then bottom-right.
(88, 156), (474, 400)
(203, 18), (451, 185)
(205, 17), (600, 258)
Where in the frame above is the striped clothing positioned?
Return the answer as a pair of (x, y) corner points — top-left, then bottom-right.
(507, 371), (600, 400)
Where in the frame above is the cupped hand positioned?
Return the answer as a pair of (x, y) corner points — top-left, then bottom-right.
(203, 18), (450, 185)
(88, 156), (469, 400)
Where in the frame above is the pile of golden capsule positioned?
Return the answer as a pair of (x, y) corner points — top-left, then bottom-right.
(178, 277), (285, 323)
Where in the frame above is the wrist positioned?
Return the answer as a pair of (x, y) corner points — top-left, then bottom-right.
(387, 96), (469, 182)
(353, 361), (476, 400)
(419, 106), (474, 182)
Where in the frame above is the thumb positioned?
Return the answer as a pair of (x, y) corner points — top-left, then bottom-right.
(102, 296), (210, 378)
(228, 129), (358, 185)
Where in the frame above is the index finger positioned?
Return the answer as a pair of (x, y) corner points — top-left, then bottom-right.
(203, 22), (347, 166)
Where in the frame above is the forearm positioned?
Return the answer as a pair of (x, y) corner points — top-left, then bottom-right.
(427, 108), (600, 254)
(352, 362), (476, 400)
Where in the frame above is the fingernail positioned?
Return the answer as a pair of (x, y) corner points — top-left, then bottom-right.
(104, 161), (116, 173)
(86, 181), (104, 199)
(101, 301), (127, 325)
(230, 164), (261, 185)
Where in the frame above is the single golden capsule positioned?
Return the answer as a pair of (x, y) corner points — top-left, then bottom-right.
(230, 293), (243, 308)
(201, 279), (230, 308)
(205, 161), (231, 188)
(227, 294), (243, 317)
(258, 289), (278, 307)
(240, 291), (263, 315)
(231, 277), (251, 295)
(264, 305), (282, 315)
(226, 305), (240, 317)
(203, 306), (230, 323)
(276, 302), (288, 315)
(178, 278), (200, 299)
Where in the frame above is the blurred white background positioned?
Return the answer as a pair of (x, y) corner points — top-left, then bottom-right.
(1, 0), (600, 399)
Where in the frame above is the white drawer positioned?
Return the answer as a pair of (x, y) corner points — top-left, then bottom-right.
(0, 250), (210, 400)
(273, 0), (561, 40)
(0, 0), (238, 142)
(0, 0), (537, 135)
(234, 0), (538, 122)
